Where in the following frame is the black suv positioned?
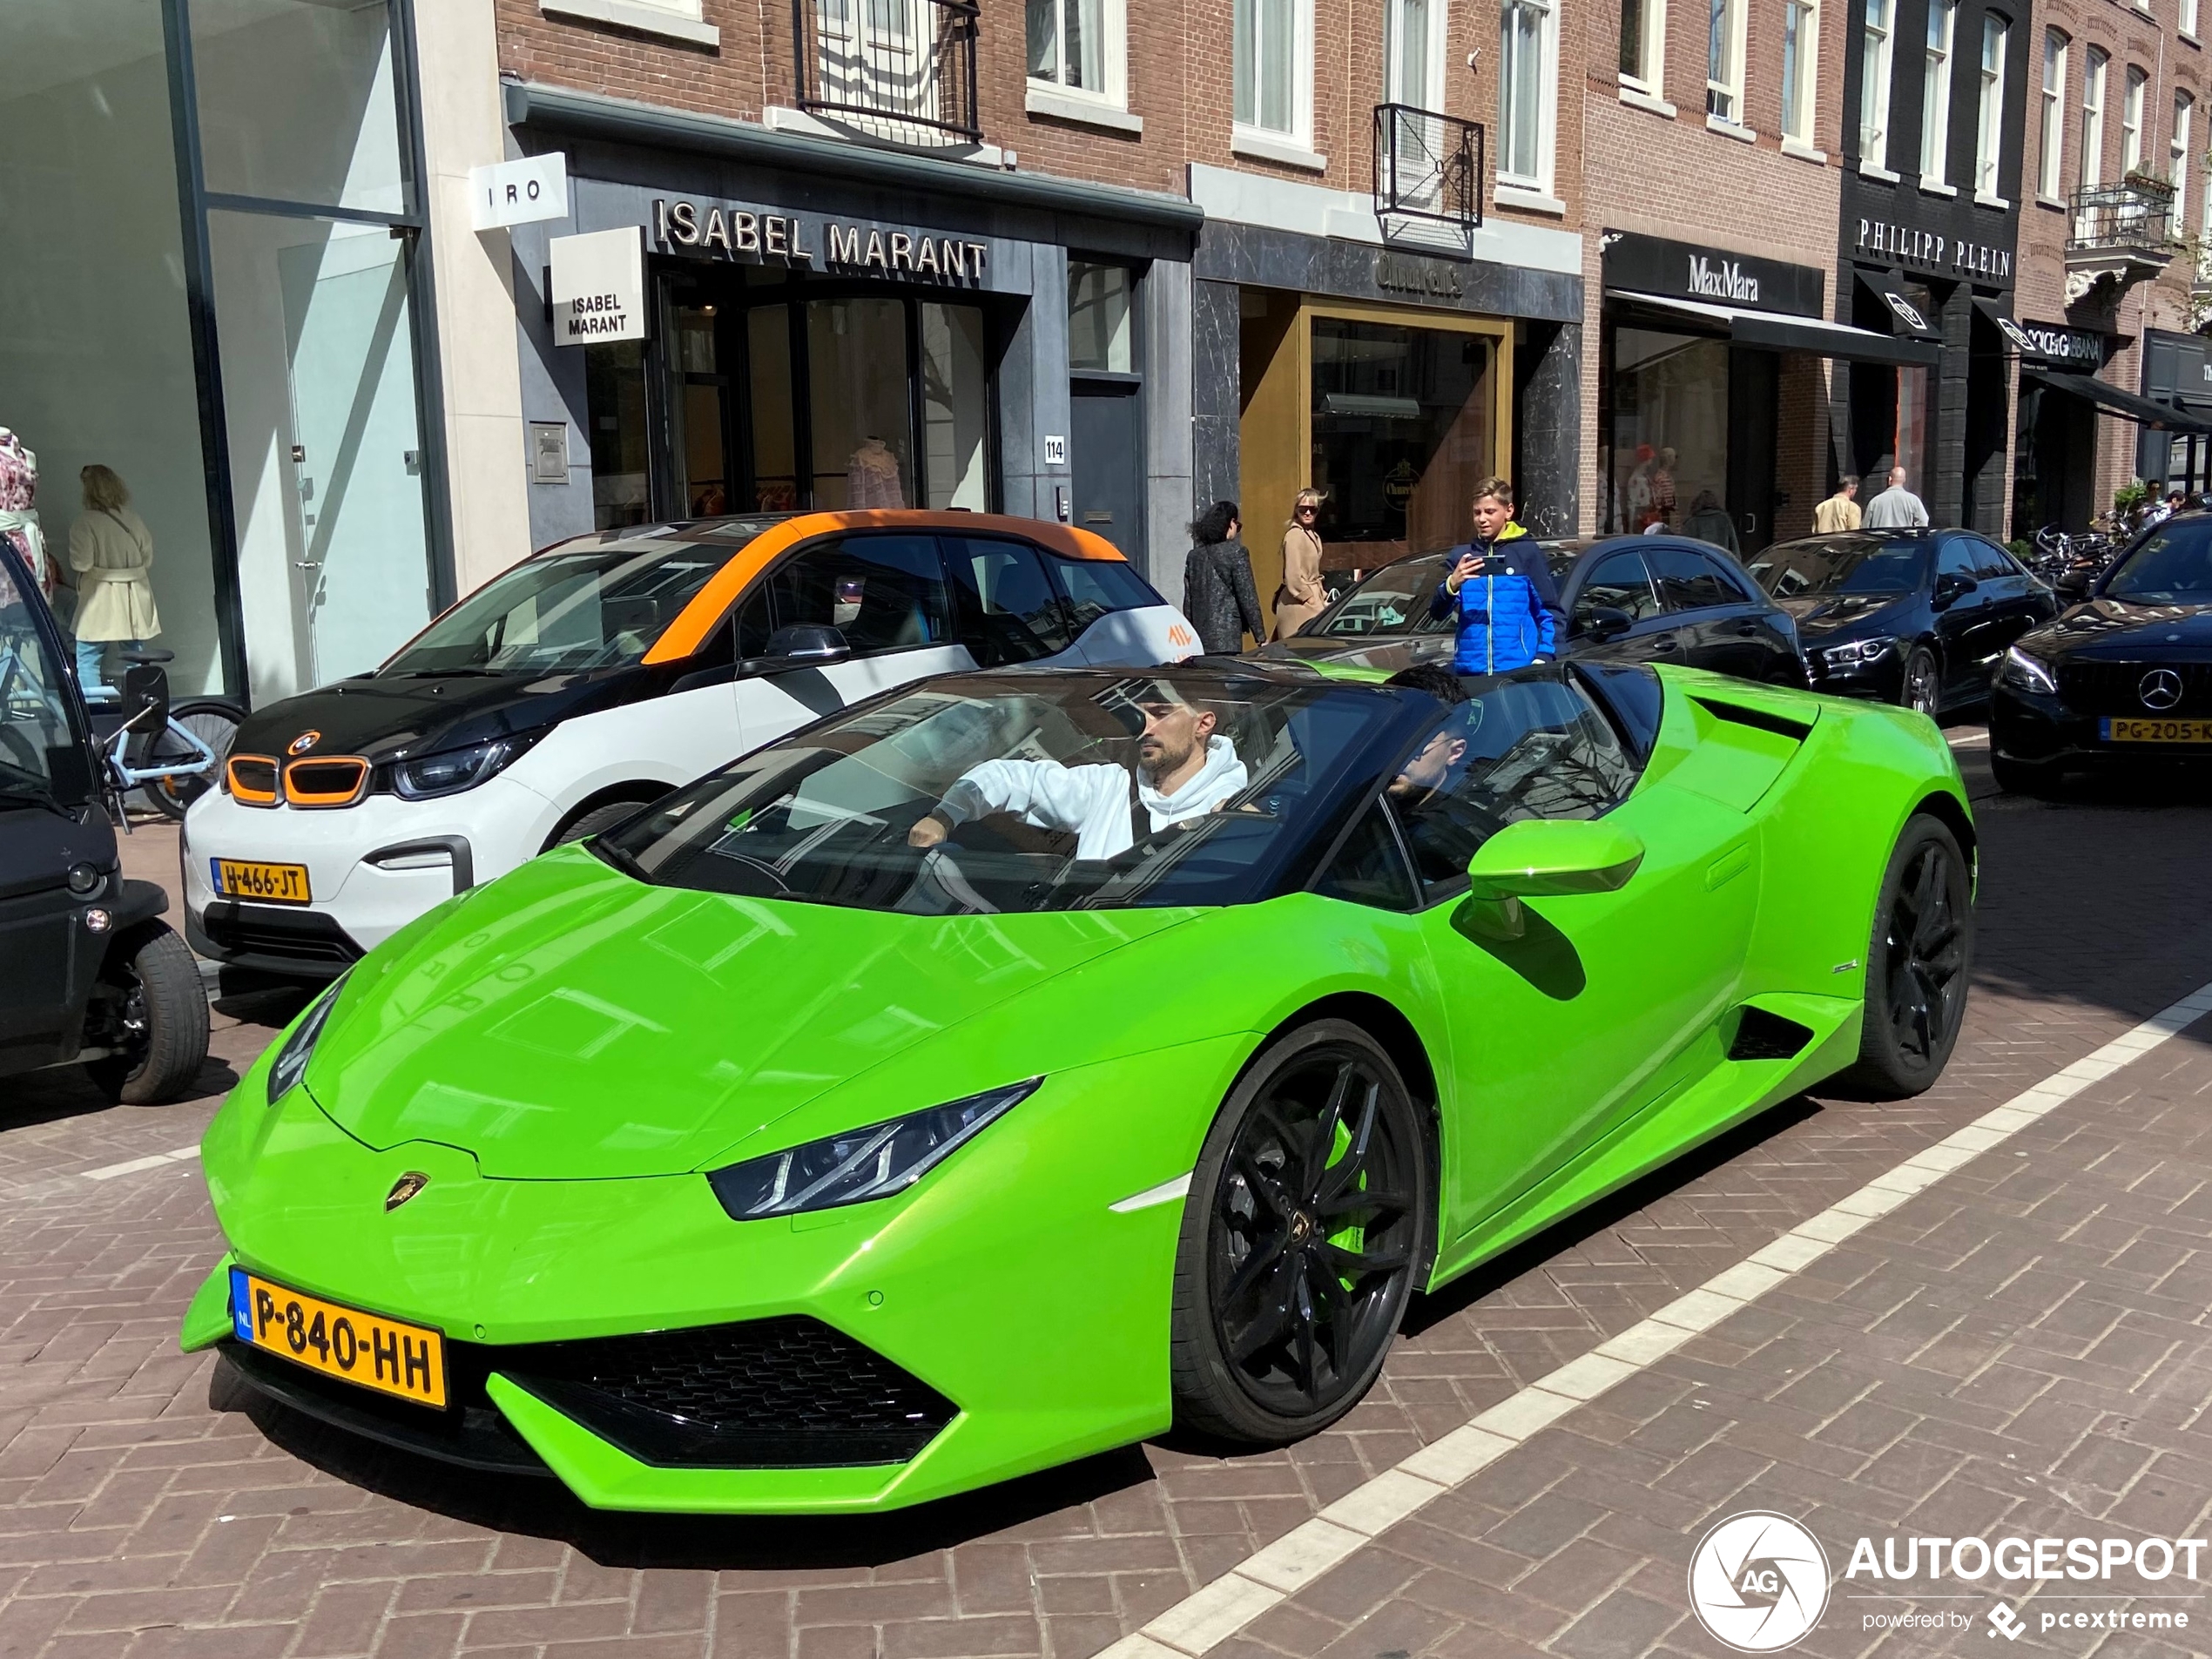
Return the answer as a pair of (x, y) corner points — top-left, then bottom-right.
(0, 541), (207, 1103)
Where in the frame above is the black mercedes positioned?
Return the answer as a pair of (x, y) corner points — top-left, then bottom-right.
(1989, 512), (2212, 791)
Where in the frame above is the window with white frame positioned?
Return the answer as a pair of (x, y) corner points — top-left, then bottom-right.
(1921, 0), (1956, 183)
(1622, 0), (1666, 86)
(2122, 64), (2146, 173)
(1782, 0), (1819, 141)
(1233, 0), (1309, 137)
(1500, 0), (1557, 186)
(2202, 171), (2212, 273)
(2188, 0), (2202, 38)
(2175, 93), (2195, 222)
(1709, 0), (1747, 121)
(1028, 0), (1126, 103)
(2038, 31), (2067, 198)
(1861, 0), (1895, 168)
(1974, 16), (2007, 197)
(1385, 0), (1443, 105)
(2081, 49), (2107, 187)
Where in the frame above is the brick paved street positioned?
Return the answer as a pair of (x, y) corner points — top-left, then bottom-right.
(3, 741), (2212, 1658)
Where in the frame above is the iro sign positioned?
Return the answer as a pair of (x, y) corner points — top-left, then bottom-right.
(470, 154), (569, 232)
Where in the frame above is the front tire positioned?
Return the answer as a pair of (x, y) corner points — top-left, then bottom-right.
(548, 799), (650, 849)
(1899, 648), (1940, 719)
(1845, 814), (1972, 1099)
(1170, 1021), (1432, 1446)
(82, 923), (210, 1104)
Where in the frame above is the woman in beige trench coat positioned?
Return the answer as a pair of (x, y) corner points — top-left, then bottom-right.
(1272, 489), (1329, 639)
(69, 464), (161, 690)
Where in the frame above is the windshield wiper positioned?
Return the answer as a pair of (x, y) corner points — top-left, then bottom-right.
(590, 835), (651, 882)
(383, 666), (512, 679)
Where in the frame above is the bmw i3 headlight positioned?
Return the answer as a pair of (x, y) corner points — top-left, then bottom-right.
(707, 1079), (1041, 1220)
(388, 733), (541, 800)
(266, 973), (350, 1105)
(2000, 644), (2058, 694)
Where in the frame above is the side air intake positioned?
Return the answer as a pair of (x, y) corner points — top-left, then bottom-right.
(1728, 1005), (1817, 1062)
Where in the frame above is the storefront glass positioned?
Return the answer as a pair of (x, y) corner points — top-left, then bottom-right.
(1607, 330), (1728, 534)
(1309, 318), (1495, 563)
(586, 343), (651, 529)
(3, 2), (223, 694)
(810, 297), (913, 508)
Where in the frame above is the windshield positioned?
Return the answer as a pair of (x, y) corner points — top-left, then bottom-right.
(0, 560), (81, 802)
(1748, 536), (1928, 598)
(2104, 522), (2212, 603)
(383, 537), (739, 676)
(599, 671), (1407, 914)
(1307, 555), (1455, 638)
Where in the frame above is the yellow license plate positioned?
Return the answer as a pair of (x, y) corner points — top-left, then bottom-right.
(228, 1268), (447, 1408)
(2100, 717), (2212, 744)
(212, 858), (311, 904)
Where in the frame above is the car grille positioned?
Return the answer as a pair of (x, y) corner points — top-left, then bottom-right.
(200, 901), (363, 965)
(2056, 660), (2212, 716)
(480, 1316), (957, 1469)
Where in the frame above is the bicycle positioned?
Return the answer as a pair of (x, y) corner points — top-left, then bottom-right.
(81, 648), (246, 824)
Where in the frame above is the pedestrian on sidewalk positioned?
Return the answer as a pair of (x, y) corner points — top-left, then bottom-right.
(1813, 475), (1861, 534)
(1427, 477), (1564, 676)
(1272, 489), (1330, 640)
(1683, 489), (1741, 557)
(1183, 500), (1264, 655)
(68, 464), (161, 691)
(1861, 467), (1931, 529)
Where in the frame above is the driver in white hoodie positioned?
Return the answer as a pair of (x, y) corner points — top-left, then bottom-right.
(907, 685), (1250, 860)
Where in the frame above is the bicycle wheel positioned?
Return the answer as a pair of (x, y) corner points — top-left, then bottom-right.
(144, 697), (246, 820)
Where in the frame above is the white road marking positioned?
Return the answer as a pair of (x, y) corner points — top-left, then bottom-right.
(1109, 1171), (1193, 1213)
(1949, 730), (1992, 749)
(82, 1145), (201, 1182)
(1100, 979), (2212, 1659)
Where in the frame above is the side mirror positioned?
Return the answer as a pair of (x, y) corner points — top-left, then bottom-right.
(1460, 819), (1646, 941)
(1578, 605), (1634, 642)
(740, 624), (852, 676)
(1933, 574), (1978, 607)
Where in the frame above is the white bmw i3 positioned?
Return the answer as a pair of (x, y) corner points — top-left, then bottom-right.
(184, 510), (1200, 980)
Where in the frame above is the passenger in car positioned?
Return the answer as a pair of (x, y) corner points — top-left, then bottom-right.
(907, 681), (1250, 860)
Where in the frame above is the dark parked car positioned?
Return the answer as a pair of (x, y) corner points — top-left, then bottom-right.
(1263, 536), (1806, 685)
(0, 541), (207, 1104)
(1744, 529), (2060, 718)
(1989, 511), (2212, 792)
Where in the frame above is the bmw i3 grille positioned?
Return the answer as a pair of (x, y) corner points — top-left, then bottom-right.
(490, 1317), (957, 1469)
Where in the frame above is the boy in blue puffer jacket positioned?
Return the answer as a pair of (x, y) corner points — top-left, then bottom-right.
(1427, 477), (1566, 676)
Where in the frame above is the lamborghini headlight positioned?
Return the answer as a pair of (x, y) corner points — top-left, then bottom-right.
(2000, 644), (2058, 694)
(266, 972), (349, 1105)
(707, 1078), (1041, 1219)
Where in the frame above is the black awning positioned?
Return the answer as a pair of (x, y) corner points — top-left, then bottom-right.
(1855, 270), (1944, 341)
(2022, 368), (2212, 434)
(1970, 294), (2035, 354)
(1603, 290), (1940, 366)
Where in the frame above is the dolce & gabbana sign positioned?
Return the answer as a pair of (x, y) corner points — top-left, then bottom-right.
(650, 197), (990, 283)
(2016, 321), (2107, 368)
(1600, 230), (1824, 318)
(1855, 218), (2014, 283)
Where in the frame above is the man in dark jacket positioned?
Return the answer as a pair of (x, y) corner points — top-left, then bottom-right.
(1427, 477), (1564, 675)
(1183, 500), (1266, 655)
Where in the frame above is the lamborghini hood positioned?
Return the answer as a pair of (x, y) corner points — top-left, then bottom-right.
(301, 849), (1193, 1179)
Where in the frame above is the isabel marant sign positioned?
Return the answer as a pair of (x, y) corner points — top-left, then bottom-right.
(651, 197), (990, 283)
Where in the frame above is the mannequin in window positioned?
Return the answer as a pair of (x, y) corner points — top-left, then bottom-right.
(846, 437), (905, 509)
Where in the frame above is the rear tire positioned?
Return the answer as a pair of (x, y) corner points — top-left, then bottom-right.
(144, 698), (245, 820)
(548, 799), (651, 849)
(1170, 1021), (1432, 1446)
(1845, 814), (1972, 1099)
(82, 923), (210, 1104)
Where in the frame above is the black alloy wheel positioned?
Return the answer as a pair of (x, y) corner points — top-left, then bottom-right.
(1900, 648), (1940, 719)
(1171, 1021), (1431, 1444)
(1846, 814), (1972, 1098)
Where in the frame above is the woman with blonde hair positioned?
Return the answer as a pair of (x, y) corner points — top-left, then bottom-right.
(1273, 488), (1329, 639)
(68, 464), (161, 690)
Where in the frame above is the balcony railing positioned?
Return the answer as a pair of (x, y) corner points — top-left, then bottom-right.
(2068, 177), (2176, 256)
(794, 0), (981, 146)
(1372, 103), (1483, 229)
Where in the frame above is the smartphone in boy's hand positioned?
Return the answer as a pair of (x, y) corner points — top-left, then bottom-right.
(1449, 552), (1486, 590)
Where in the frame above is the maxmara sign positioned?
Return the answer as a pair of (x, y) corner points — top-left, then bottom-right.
(1686, 254), (1759, 303)
(650, 197), (990, 283)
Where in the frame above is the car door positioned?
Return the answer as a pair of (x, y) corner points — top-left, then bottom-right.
(1930, 534), (1997, 701)
(1649, 543), (1799, 683)
(740, 532), (969, 746)
(941, 536), (1079, 667)
(1566, 549), (1686, 666)
(1966, 536), (2053, 664)
(1386, 678), (1760, 1233)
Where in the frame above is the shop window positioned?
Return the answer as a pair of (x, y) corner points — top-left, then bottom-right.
(1920, 0), (1955, 185)
(1499, 0), (1556, 185)
(945, 536), (1074, 665)
(2123, 65), (2146, 175)
(748, 308), (800, 512)
(1621, 0), (1666, 88)
(1574, 550), (1662, 628)
(1975, 17), (2008, 200)
(1069, 263), (1133, 373)
(1781, 0), (1818, 143)
(1233, 0), (1310, 137)
(2082, 50), (2107, 189)
(1708, 0), (1746, 124)
(765, 534), (951, 655)
(809, 299), (913, 509)
(2039, 31), (2067, 199)
(1308, 318), (1497, 565)
(920, 304), (989, 510)
(1860, 0), (1895, 170)
(585, 341), (651, 529)
(1608, 331), (1727, 536)
(1028, 0), (1127, 103)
